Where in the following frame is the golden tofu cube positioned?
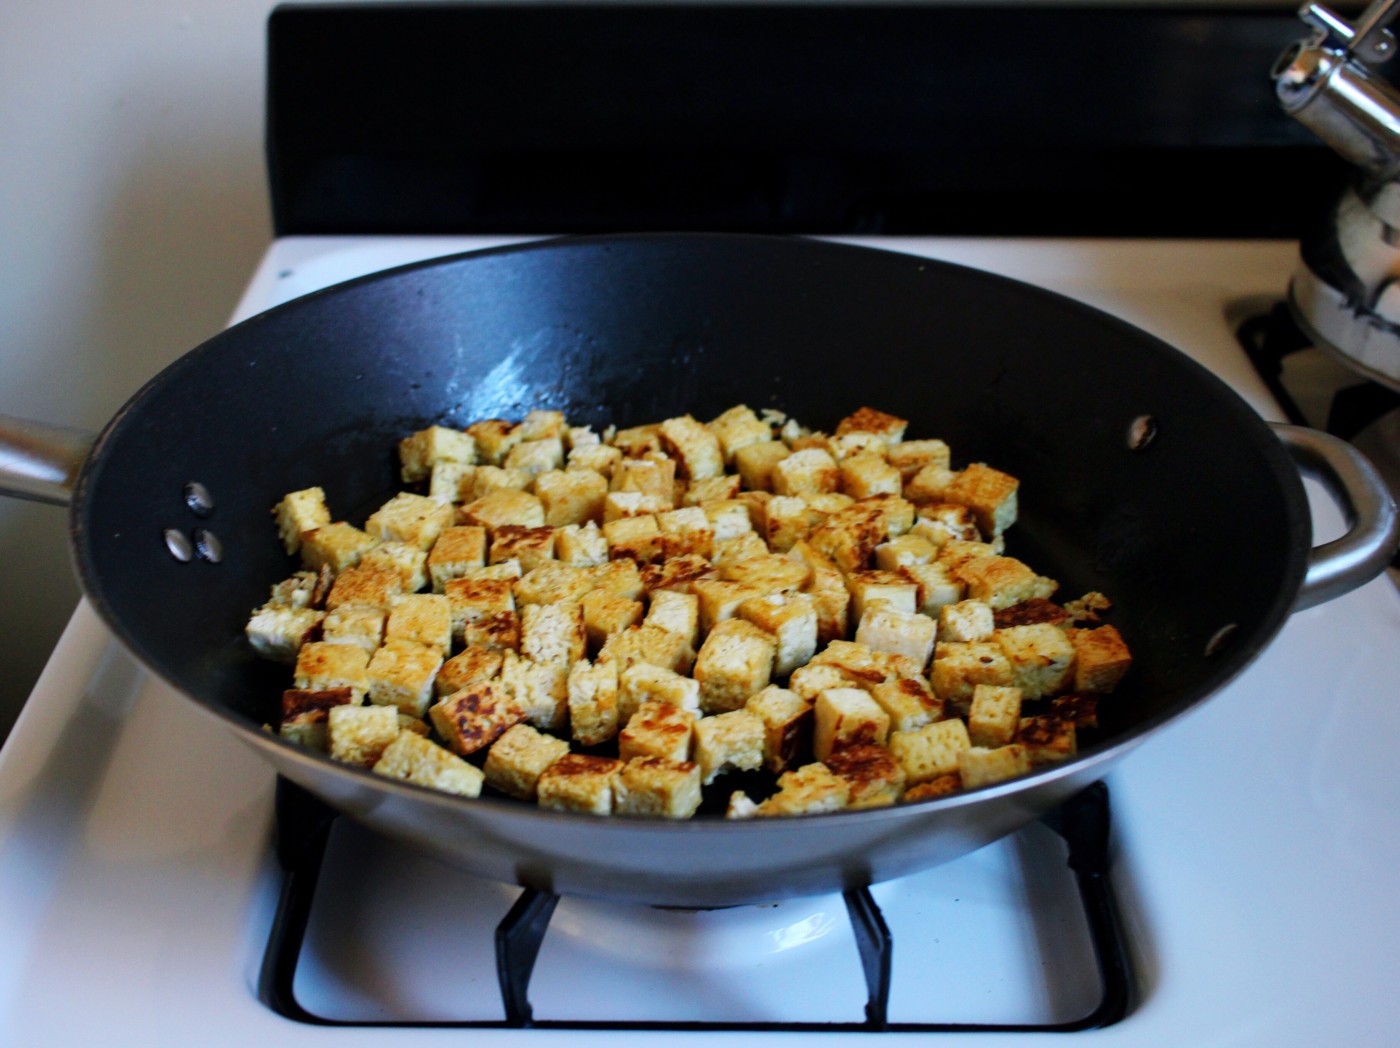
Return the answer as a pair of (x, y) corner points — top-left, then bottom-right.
(845, 569), (918, 621)
(294, 641), (370, 701)
(707, 405), (773, 465)
(611, 456), (678, 500)
(694, 618), (776, 714)
(614, 757), (704, 819)
(499, 650), (570, 731)
(643, 589), (700, 648)
(555, 521), (610, 567)
(514, 562), (594, 606)
(246, 605), (325, 664)
(1017, 715), (1078, 766)
(273, 487), (331, 555)
(930, 641), (1015, 713)
(835, 407), (907, 446)
(745, 685), (812, 773)
(788, 661), (855, 704)
(325, 565), (403, 612)
(939, 599), (996, 643)
(427, 525), (489, 592)
(866, 677), (942, 733)
(659, 414), (725, 481)
(603, 514), (665, 563)
(911, 503), (981, 546)
(657, 506), (716, 560)
(520, 601), (587, 669)
(429, 682), (527, 756)
(568, 443), (623, 477)
(483, 722), (572, 799)
(327, 704), (400, 767)
(754, 763), (850, 816)
(640, 554), (718, 597)
(618, 699), (697, 762)
(619, 663), (701, 726)
(734, 440), (792, 492)
(772, 448), (841, 496)
(435, 645), (504, 697)
(468, 465), (532, 498)
(967, 684), (1023, 748)
(385, 593), (452, 654)
(888, 719), (971, 784)
(365, 492), (454, 551)
(813, 687), (891, 761)
(941, 462), (1019, 537)
(597, 624), (696, 675)
(604, 490), (673, 522)
(902, 774), (964, 803)
(320, 605), (386, 656)
(1070, 625), (1132, 692)
(899, 561), (967, 616)
(824, 743), (907, 808)
(535, 468), (607, 526)
(360, 539), (429, 592)
(374, 731), (485, 797)
(995, 623), (1076, 699)
(692, 579), (767, 636)
(466, 418), (523, 465)
(460, 489), (546, 530)
(886, 439), (952, 482)
(954, 555), (1057, 611)
(300, 522), (378, 575)
(808, 503), (884, 572)
(445, 576), (515, 643)
(366, 639), (443, 717)
(610, 423), (663, 458)
(428, 461), (475, 502)
(854, 606), (936, 667)
(737, 592), (819, 677)
(840, 451), (902, 499)
(693, 708), (766, 784)
(719, 552), (809, 596)
(568, 658), (620, 747)
(489, 525), (556, 574)
(504, 437), (564, 477)
(588, 558), (647, 601)
(958, 744), (1033, 790)
(398, 425), (476, 483)
(537, 753), (624, 815)
(520, 409), (567, 441)
(581, 589), (645, 651)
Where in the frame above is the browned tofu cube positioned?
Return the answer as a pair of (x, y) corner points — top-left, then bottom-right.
(603, 514), (665, 563)
(610, 423), (663, 458)
(940, 462), (1019, 537)
(618, 699), (697, 763)
(429, 682), (527, 756)
(744, 685), (813, 773)
(734, 440), (792, 492)
(581, 589), (645, 652)
(427, 525), (488, 592)
(366, 639), (443, 717)
(535, 468), (607, 526)
(995, 623), (1077, 699)
(365, 492), (454, 551)
(684, 475), (744, 505)
(279, 687), (355, 750)
(967, 684), (1023, 748)
(707, 405), (773, 465)
(398, 425), (476, 483)
(514, 562), (593, 606)
(993, 598), (1071, 629)
(294, 641), (370, 701)
(1050, 693), (1100, 731)
(614, 757), (704, 818)
(719, 553), (810, 598)
(373, 731), (485, 797)
(445, 576), (516, 644)
(958, 744), (1033, 789)
(460, 489), (546, 530)
(301, 522), (378, 576)
(657, 506), (716, 560)
(568, 658), (620, 747)
(643, 589), (700, 648)
(640, 554), (718, 597)
(901, 774), (964, 803)
(835, 407), (908, 446)
(810, 639), (922, 686)
(911, 503), (981, 547)
(808, 504), (884, 572)
(866, 677), (942, 733)
(327, 704), (400, 767)
(813, 687), (891, 761)
(772, 448), (841, 497)
(930, 641), (1016, 714)
(823, 743), (907, 808)
(953, 556), (1057, 611)
(693, 708), (766, 784)
(1069, 624), (1132, 693)
(589, 558), (647, 601)
(888, 719), (971, 784)
(886, 439), (952, 482)
(555, 521), (609, 567)
(754, 762), (850, 816)
(385, 593), (452, 654)
(489, 525), (557, 574)
(1017, 715), (1077, 766)
(694, 618), (776, 714)
(537, 753), (624, 815)
(435, 645), (504, 697)
(611, 456), (678, 500)
(483, 722), (572, 799)
(618, 662), (702, 725)
(324, 565), (403, 612)
(659, 414), (725, 481)
(273, 487), (331, 555)
(466, 418), (523, 465)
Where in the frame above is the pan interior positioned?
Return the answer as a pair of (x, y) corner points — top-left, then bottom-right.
(74, 234), (1307, 778)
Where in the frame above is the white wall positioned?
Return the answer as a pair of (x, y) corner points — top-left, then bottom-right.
(0, 0), (278, 738)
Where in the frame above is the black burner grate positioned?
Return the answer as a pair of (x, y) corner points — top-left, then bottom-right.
(257, 780), (1132, 1032)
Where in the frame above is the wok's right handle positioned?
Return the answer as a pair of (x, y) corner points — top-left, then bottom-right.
(1273, 423), (1400, 609)
(0, 415), (94, 507)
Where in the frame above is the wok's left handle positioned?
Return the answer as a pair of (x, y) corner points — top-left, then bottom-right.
(1273, 422), (1400, 609)
(0, 415), (94, 507)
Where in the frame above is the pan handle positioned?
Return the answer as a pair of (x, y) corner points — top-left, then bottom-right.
(0, 415), (93, 507)
(1273, 423), (1400, 609)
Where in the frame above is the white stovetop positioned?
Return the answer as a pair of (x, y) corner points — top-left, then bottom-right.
(2, 236), (1399, 1047)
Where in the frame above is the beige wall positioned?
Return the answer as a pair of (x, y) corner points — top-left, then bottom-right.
(0, 0), (276, 738)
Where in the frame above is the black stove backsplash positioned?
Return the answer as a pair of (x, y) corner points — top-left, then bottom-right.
(266, 3), (1353, 238)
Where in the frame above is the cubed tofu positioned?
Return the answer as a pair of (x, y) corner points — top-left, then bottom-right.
(1069, 625), (1132, 692)
(468, 465), (532, 498)
(939, 600), (996, 643)
(707, 405), (773, 465)
(246, 605), (325, 663)
(762, 495), (816, 552)
(489, 525), (557, 574)
(886, 439), (952, 481)
(808, 503), (884, 572)
(657, 506), (716, 560)
(1050, 693), (1100, 731)
(682, 474), (745, 506)
(693, 708), (765, 784)
(772, 448), (841, 497)
(460, 489), (546, 530)
(614, 757), (704, 819)
(320, 605), (385, 656)
(788, 661), (855, 704)
(754, 763), (850, 816)
(1017, 716), (1078, 766)
(824, 743), (907, 809)
(873, 534), (939, 572)
(700, 499), (754, 541)
(581, 590), (646, 651)
(520, 601), (587, 669)
(429, 682), (527, 756)
(995, 623), (1076, 699)
(398, 425), (476, 482)
(385, 593), (452, 654)
(835, 407), (908, 446)
(280, 686), (356, 728)
(611, 456), (678, 500)
(300, 522), (378, 575)
(610, 423), (663, 458)
(555, 521), (610, 567)
(712, 531), (770, 570)
(719, 553), (810, 596)
(810, 639), (923, 686)
(901, 774), (964, 803)
(603, 514), (665, 563)
(862, 493), (916, 539)
(854, 606), (936, 667)
(294, 641), (370, 701)
(930, 641), (1016, 713)
(535, 468), (607, 526)
(940, 462), (1019, 537)
(658, 415), (724, 480)
(813, 687), (891, 761)
(483, 723), (572, 799)
(568, 658), (621, 747)
(967, 684), (1023, 748)
(840, 451), (902, 499)
(866, 677), (942, 733)
(514, 562), (593, 606)
(619, 656), (702, 722)
(427, 525), (488, 592)
(325, 565), (403, 612)
(993, 598), (1071, 629)
(888, 719), (972, 784)
(365, 492), (454, 551)
(537, 753), (624, 815)
(958, 744), (1032, 790)
(694, 618), (776, 714)
(588, 558), (647, 601)
(374, 731), (485, 797)
(643, 589), (701, 648)
(911, 503), (981, 546)
(640, 554), (718, 596)
(568, 443), (623, 477)
(366, 639), (443, 717)
(520, 409), (567, 441)
(737, 592), (818, 677)
(692, 579), (766, 636)
(618, 699), (697, 762)
(845, 570), (918, 621)
(899, 561), (966, 616)
(504, 437), (565, 477)
(327, 704), (401, 767)
(428, 461), (475, 502)
(498, 650), (570, 731)
(597, 624), (696, 675)
(787, 541), (851, 644)
(266, 569), (330, 609)
(904, 464), (959, 505)
(466, 418), (523, 465)
(445, 576), (515, 644)
(273, 487), (331, 555)
(744, 685), (812, 773)
(604, 490), (673, 522)
(734, 440), (793, 492)
(435, 645), (504, 697)
(953, 556), (1057, 611)
(359, 541), (428, 592)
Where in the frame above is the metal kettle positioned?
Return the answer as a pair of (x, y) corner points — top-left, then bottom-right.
(1275, 0), (1400, 390)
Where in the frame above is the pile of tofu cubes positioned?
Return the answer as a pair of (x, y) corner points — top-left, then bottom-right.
(247, 405), (1131, 819)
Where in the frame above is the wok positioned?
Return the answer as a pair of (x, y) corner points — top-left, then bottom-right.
(2, 233), (1396, 907)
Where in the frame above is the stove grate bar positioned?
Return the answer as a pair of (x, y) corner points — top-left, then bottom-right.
(257, 780), (1132, 1032)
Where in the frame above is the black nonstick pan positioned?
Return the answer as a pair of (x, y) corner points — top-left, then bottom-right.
(2, 233), (1395, 906)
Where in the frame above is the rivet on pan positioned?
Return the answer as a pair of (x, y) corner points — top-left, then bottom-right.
(183, 481), (214, 518)
(1127, 415), (1158, 452)
(1204, 623), (1238, 658)
(193, 528), (223, 564)
(164, 529), (194, 563)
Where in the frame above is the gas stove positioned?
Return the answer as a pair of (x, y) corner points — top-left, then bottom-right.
(3, 234), (1399, 1045)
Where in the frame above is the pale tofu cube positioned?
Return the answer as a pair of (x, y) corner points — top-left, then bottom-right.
(995, 623), (1076, 699)
(618, 699), (697, 762)
(320, 606), (385, 656)
(1069, 625), (1132, 692)
(327, 704), (400, 767)
(365, 492), (454, 551)
(701, 499), (754, 541)
(958, 744), (1033, 789)
(772, 448), (841, 496)
(939, 599), (996, 643)
(744, 685), (812, 773)
(568, 443), (623, 477)
(693, 709), (766, 784)
(692, 580), (767, 636)
(900, 561), (966, 616)
(840, 451), (902, 499)
(468, 465), (533, 498)
(499, 650), (570, 731)
(300, 522), (378, 575)
(888, 720), (971, 784)
(555, 521), (609, 567)
(824, 743), (907, 808)
(737, 592), (818, 677)
(886, 439), (952, 482)
(707, 405), (773, 465)
(519, 409), (567, 441)
(604, 490), (673, 522)
(874, 534), (939, 572)
(483, 722), (572, 799)
(967, 684), (1024, 748)
(294, 641), (370, 701)
(385, 593), (452, 654)
(246, 605), (325, 663)
(520, 601), (586, 669)
(273, 487), (331, 555)
(374, 731), (485, 797)
(659, 414), (725, 480)
(855, 606), (936, 667)
(466, 418), (523, 465)
(614, 757), (704, 819)
(435, 646), (504, 697)
(845, 569), (918, 621)
(657, 506), (715, 560)
(429, 461), (475, 502)
(399, 425), (476, 482)
(537, 753), (623, 815)
(754, 763), (850, 816)
(535, 468), (607, 526)
(366, 639), (443, 717)
(866, 678), (941, 733)
(588, 558), (646, 601)
(694, 619), (776, 714)
(644, 589), (700, 648)
(429, 682), (527, 756)
(813, 687), (891, 761)
(460, 489), (546, 530)
(734, 440), (792, 491)
(618, 663), (702, 725)
(568, 658), (620, 747)
(763, 495), (815, 552)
